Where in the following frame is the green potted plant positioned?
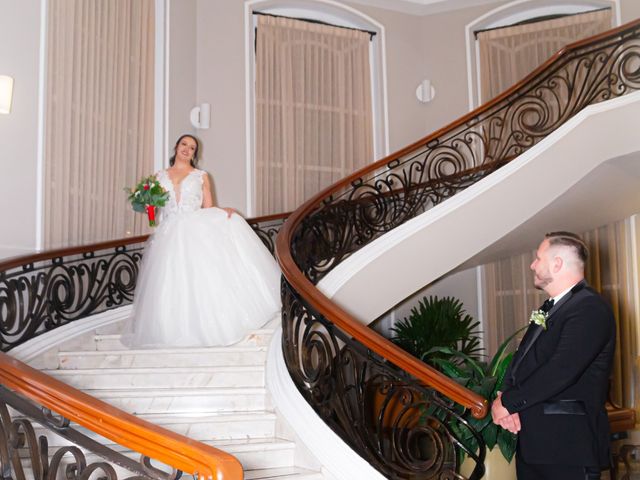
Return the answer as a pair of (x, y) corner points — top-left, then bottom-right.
(390, 295), (483, 365)
(431, 327), (525, 460)
(389, 296), (523, 477)
(428, 327), (527, 479)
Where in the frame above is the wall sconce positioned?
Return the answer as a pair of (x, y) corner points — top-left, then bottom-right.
(190, 103), (210, 129)
(0, 75), (14, 114)
(415, 79), (435, 103)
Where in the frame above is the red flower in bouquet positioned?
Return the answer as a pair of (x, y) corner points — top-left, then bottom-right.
(124, 175), (170, 227)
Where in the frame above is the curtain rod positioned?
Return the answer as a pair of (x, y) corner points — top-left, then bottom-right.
(253, 11), (377, 39)
(474, 6), (611, 38)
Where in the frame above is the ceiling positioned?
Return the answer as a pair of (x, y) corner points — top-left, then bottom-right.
(459, 151), (640, 270)
(345, 0), (505, 15)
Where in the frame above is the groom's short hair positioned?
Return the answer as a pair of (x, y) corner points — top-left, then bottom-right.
(545, 231), (588, 265)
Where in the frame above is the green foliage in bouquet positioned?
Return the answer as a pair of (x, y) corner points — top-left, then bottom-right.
(428, 326), (526, 464)
(124, 175), (170, 213)
(390, 296), (483, 366)
(124, 175), (170, 227)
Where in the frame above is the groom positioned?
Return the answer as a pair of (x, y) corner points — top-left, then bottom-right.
(491, 232), (615, 480)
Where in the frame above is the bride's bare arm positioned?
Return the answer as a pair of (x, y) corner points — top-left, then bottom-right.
(203, 173), (237, 217)
(202, 174), (214, 208)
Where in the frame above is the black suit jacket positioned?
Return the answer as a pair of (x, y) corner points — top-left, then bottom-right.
(501, 281), (616, 467)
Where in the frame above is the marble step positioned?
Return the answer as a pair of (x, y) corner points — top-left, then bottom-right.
(243, 466), (324, 480)
(42, 365), (265, 389)
(55, 316), (280, 352)
(19, 465), (323, 480)
(56, 345), (268, 369)
(18, 437), (298, 477)
(31, 411), (278, 446)
(88, 386), (270, 414)
(81, 329), (276, 351)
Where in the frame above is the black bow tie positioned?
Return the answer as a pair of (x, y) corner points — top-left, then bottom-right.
(540, 298), (555, 313)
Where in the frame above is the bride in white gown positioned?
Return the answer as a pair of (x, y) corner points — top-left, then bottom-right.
(123, 134), (281, 347)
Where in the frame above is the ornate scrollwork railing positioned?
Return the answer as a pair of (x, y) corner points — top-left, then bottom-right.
(281, 281), (484, 478)
(0, 238), (146, 352)
(0, 212), (288, 479)
(0, 213), (288, 352)
(0, 386), (167, 480)
(276, 19), (640, 480)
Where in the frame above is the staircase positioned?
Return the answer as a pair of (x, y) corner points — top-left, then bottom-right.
(25, 317), (326, 480)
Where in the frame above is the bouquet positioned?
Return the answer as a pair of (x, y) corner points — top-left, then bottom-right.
(125, 175), (170, 227)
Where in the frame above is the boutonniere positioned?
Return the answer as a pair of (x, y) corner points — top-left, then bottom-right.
(529, 309), (549, 330)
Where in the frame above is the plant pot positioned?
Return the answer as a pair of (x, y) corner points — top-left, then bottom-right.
(460, 447), (516, 479)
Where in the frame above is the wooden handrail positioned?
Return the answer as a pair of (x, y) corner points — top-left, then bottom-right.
(276, 17), (640, 421)
(277, 206), (488, 418)
(0, 352), (242, 479)
(0, 212), (290, 273)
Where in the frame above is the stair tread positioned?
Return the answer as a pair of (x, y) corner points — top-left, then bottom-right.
(44, 365), (265, 374)
(244, 466), (323, 479)
(86, 386), (269, 396)
(29, 410), (276, 426)
(28, 436), (295, 453)
(135, 410), (277, 422)
(17, 463), (322, 480)
(27, 410), (278, 445)
(94, 328), (277, 341)
(58, 345), (268, 355)
(204, 437), (295, 451)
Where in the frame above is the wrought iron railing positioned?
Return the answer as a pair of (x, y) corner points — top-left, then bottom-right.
(0, 213), (288, 479)
(276, 18), (640, 480)
(0, 214), (286, 352)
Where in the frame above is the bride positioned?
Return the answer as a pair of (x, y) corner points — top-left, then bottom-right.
(123, 134), (281, 347)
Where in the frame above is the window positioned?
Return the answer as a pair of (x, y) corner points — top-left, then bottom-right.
(43, 0), (156, 247)
(253, 14), (374, 215)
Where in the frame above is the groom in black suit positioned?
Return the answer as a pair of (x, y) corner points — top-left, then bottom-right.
(491, 232), (616, 480)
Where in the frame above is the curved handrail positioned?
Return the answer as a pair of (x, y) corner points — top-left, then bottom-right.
(276, 17), (640, 478)
(277, 247), (488, 417)
(0, 212), (289, 272)
(0, 351), (242, 479)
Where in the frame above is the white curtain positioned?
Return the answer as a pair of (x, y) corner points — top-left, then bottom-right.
(483, 251), (546, 356)
(44, 0), (155, 248)
(254, 15), (374, 215)
(583, 222), (636, 407)
(478, 9), (613, 102)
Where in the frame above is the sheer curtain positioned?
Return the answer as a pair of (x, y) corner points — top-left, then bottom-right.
(477, 9), (613, 102)
(483, 219), (636, 407)
(483, 251), (546, 356)
(44, 0), (155, 248)
(254, 15), (374, 215)
(583, 221), (637, 406)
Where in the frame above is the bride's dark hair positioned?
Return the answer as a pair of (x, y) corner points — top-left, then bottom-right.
(169, 134), (200, 167)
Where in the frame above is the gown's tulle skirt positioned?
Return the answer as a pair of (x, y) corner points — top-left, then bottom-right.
(122, 208), (281, 348)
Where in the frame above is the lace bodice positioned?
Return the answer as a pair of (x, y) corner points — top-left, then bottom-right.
(156, 169), (205, 221)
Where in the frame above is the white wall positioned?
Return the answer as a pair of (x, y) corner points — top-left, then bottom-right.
(168, 0), (198, 151)
(621, 0), (640, 21)
(0, 0), (41, 256)
(344, 1), (508, 149)
(194, 0), (248, 211)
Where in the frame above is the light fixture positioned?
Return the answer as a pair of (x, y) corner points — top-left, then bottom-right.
(0, 75), (14, 114)
(190, 103), (210, 129)
(416, 79), (435, 103)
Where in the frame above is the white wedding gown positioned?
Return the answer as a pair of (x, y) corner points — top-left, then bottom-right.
(123, 169), (281, 347)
